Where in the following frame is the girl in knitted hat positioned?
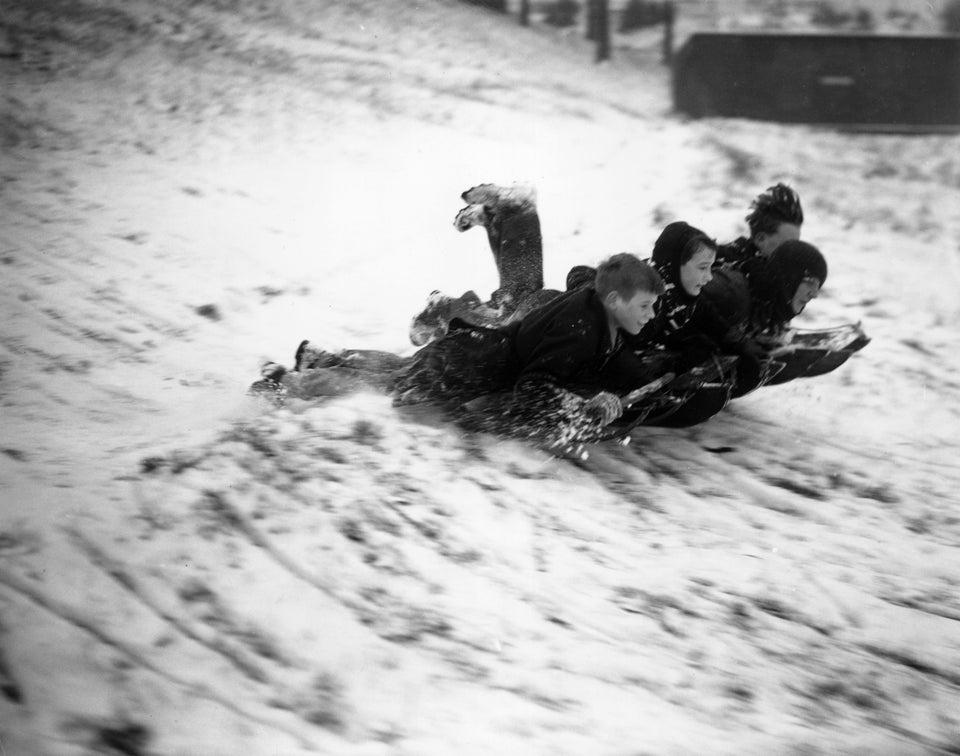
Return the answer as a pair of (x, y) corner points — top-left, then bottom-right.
(689, 239), (827, 395)
(635, 220), (717, 348)
(579, 220), (721, 393)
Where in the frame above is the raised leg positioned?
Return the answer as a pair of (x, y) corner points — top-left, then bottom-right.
(455, 183), (543, 308)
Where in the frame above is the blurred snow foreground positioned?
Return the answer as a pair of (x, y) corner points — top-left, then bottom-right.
(2, 0), (960, 755)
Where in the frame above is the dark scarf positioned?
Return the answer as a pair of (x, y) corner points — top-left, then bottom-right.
(716, 236), (760, 270)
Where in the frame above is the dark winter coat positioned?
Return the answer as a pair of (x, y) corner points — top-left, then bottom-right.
(560, 224), (720, 377)
(687, 268), (755, 352)
(673, 241), (829, 397)
(397, 286), (624, 404)
(394, 286), (631, 447)
(566, 222), (713, 357)
(714, 236), (760, 270)
(505, 285), (621, 395)
(692, 240), (829, 353)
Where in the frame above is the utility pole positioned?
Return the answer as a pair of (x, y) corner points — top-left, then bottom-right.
(662, 1), (675, 64)
(593, 0), (610, 62)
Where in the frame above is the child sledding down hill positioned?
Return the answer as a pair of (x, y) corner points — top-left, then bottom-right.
(251, 182), (865, 448)
(569, 221), (832, 400)
(394, 253), (664, 449)
(567, 221), (745, 429)
(570, 220), (718, 362)
(715, 182), (805, 269)
(404, 184), (738, 434)
(254, 254), (667, 451)
(406, 181), (859, 418)
(689, 239), (828, 395)
(410, 185), (729, 388)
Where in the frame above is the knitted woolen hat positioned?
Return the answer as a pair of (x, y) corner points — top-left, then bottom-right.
(766, 240), (827, 301)
(650, 221), (712, 286)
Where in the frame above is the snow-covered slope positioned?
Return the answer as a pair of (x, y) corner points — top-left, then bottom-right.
(2, 1), (960, 753)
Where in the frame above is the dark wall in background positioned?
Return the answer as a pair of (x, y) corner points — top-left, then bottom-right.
(463, 0), (508, 11)
(673, 33), (960, 131)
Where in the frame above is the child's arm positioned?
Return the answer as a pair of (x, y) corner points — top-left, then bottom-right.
(510, 316), (624, 441)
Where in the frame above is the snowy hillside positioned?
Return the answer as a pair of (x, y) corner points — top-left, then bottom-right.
(2, 0), (960, 754)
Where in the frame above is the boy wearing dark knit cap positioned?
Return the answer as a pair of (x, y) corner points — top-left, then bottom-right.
(690, 239), (827, 394)
(715, 183), (804, 269)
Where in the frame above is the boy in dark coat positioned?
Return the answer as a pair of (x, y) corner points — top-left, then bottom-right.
(715, 183), (804, 269)
(564, 221), (722, 383)
(261, 254), (665, 448)
(395, 253), (665, 444)
(571, 221), (716, 348)
(690, 239), (827, 394)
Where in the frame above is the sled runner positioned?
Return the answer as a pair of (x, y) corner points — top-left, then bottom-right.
(764, 323), (870, 385)
(596, 354), (740, 437)
(633, 355), (739, 429)
(591, 372), (681, 441)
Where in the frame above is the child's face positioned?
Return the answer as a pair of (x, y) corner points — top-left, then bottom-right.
(679, 243), (716, 297)
(791, 276), (821, 315)
(608, 290), (659, 335)
(755, 222), (801, 256)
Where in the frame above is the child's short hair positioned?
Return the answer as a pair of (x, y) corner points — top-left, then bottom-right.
(746, 183), (804, 237)
(595, 253), (664, 299)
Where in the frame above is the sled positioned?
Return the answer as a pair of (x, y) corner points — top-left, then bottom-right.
(764, 323), (870, 385)
(456, 371), (679, 450)
(598, 355), (740, 436)
(639, 361), (738, 428)
(593, 373), (683, 441)
(641, 383), (733, 429)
